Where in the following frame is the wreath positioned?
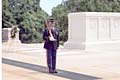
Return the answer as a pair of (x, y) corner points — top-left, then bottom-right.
(10, 27), (18, 39)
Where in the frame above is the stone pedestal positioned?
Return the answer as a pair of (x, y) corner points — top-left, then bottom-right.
(64, 12), (120, 50)
(2, 28), (21, 44)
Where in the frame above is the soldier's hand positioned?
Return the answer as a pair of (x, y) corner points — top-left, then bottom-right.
(49, 36), (56, 41)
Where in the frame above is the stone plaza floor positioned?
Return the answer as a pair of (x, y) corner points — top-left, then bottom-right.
(2, 43), (120, 80)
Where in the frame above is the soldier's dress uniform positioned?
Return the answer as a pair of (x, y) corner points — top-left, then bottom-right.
(43, 25), (59, 73)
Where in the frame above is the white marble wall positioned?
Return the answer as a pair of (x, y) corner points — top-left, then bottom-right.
(64, 12), (120, 50)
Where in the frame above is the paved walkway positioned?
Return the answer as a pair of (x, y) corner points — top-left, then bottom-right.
(2, 43), (120, 80)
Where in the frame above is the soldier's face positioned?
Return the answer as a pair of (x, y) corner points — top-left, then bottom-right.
(49, 21), (55, 27)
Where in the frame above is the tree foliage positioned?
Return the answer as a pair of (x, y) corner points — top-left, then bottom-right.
(2, 0), (49, 43)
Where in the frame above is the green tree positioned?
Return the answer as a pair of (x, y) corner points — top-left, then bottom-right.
(2, 0), (49, 43)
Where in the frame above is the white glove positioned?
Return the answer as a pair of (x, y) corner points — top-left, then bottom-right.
(49, 36), (56, 41)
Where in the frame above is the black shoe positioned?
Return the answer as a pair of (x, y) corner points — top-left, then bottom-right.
(53, 70), (58, 73)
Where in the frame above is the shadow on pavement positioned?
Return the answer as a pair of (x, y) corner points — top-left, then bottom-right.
(2, 58), (102, 80)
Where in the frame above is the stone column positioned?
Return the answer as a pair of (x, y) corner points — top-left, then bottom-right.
(64, 12), (120, 50)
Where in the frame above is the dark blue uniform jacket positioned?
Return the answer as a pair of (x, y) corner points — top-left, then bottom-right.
(43, 28), (59, 50)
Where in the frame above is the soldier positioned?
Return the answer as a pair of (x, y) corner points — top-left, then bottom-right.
(43, 18), (59, 73)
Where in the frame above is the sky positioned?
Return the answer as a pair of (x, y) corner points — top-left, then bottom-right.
(40, 0), (63, 15)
